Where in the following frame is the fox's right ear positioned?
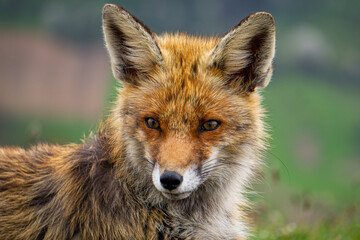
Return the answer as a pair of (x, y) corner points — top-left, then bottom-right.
(102, 4), (162, 85)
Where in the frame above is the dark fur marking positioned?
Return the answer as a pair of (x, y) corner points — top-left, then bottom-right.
(178, 54), (183, 67)
(29, 191), (56, 207)
(72, 224), (80, 238)
(0, 180), (9, 192)
(198, 149), (205, 164)
(157, 230), (165, 240)
(236, 124), (250, 132)
(36, 226), (48, 240)
(191, 60), (198, 76)
(65, 214), (81, 239)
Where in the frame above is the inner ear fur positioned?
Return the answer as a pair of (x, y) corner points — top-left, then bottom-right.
(209, 12), (275, 92)
(102, 4), (162, 85)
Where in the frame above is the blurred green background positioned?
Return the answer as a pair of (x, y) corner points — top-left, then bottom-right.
(1, 0), (359, 238)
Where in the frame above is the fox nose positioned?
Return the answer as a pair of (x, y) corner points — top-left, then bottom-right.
(160, 171), (183, 191)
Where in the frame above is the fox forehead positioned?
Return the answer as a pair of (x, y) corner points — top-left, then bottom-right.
(158, 33), (219, 74)
(134, 33), (234, 117)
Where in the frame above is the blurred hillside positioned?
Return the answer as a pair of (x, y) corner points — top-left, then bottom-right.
(1, 0), (359, 85)
(0, 0), (359, 237)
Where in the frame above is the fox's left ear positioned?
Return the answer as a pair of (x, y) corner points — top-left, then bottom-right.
(102, 4), (162, 85)
(209, 12), (275, 92)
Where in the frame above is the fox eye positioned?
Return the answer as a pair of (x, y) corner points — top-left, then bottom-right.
(199, 120), (221, 132)
(145, 117), (160, 130)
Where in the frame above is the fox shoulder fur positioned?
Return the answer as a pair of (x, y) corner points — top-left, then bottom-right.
(0, 4), (275, 240)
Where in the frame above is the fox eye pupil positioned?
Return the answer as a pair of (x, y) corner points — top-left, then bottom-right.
(200, 120), (220, 132)
(145, 117), (160, 130)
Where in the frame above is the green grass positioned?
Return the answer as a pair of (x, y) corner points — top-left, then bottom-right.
(252, 220), (360, 240)
(263, 73), (360, 204)
(250, 73), (360, 239)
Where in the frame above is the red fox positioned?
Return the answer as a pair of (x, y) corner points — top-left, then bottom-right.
(0, 4), (275, 240)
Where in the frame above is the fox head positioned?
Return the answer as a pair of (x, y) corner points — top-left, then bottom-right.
(102, 4), (275, 201)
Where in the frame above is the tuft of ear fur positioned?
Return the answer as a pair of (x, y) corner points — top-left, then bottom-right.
(102, 4), (162, 85)
(209, 12), (275, 92)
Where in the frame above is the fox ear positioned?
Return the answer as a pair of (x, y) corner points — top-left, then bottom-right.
(102, 4), (162, 85)
(209, 12), (275, 92)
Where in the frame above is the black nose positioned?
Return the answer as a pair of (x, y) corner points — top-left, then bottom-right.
(160, 171), (183, 191)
